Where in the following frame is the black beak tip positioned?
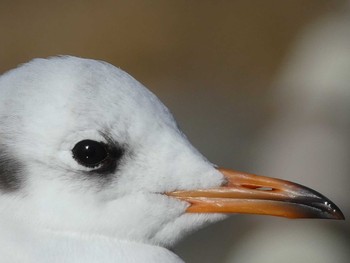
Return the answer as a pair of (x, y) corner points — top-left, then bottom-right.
(300, 196), (345, 220)
(326, 202), (345, 220)
(291, 183), (345, 220)
(313, 194), (345, 220)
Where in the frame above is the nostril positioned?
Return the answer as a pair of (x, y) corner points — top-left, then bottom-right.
(242, 184), (274, 191)
(255, 187), (274, 191)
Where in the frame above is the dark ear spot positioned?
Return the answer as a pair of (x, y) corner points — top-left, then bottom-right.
(0, 148), (22, 192)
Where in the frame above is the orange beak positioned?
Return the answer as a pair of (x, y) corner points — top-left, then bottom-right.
(167, 168), (344, 220)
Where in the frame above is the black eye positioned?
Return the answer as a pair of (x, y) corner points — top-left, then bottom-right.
(72, 140), (108, 168)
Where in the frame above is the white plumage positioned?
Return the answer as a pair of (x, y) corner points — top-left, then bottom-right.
(0, 56), (224, 263)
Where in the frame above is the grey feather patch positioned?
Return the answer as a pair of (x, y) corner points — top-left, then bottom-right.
(0, 149), (22, 191)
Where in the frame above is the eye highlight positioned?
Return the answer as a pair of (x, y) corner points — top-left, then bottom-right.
(72, 140), (108, 168)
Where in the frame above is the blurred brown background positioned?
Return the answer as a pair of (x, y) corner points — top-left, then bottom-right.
(1, 1), (349, 262)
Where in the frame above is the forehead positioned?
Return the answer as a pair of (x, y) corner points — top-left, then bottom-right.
(0, 57), (177, 141)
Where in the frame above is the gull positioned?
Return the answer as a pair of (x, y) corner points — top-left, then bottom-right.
(0, 56), (344, 263)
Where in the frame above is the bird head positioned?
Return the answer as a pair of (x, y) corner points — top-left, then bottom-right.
(0, 56), (343, 248)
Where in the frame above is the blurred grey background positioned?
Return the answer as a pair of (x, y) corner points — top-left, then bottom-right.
(1, 1), (349, 262)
